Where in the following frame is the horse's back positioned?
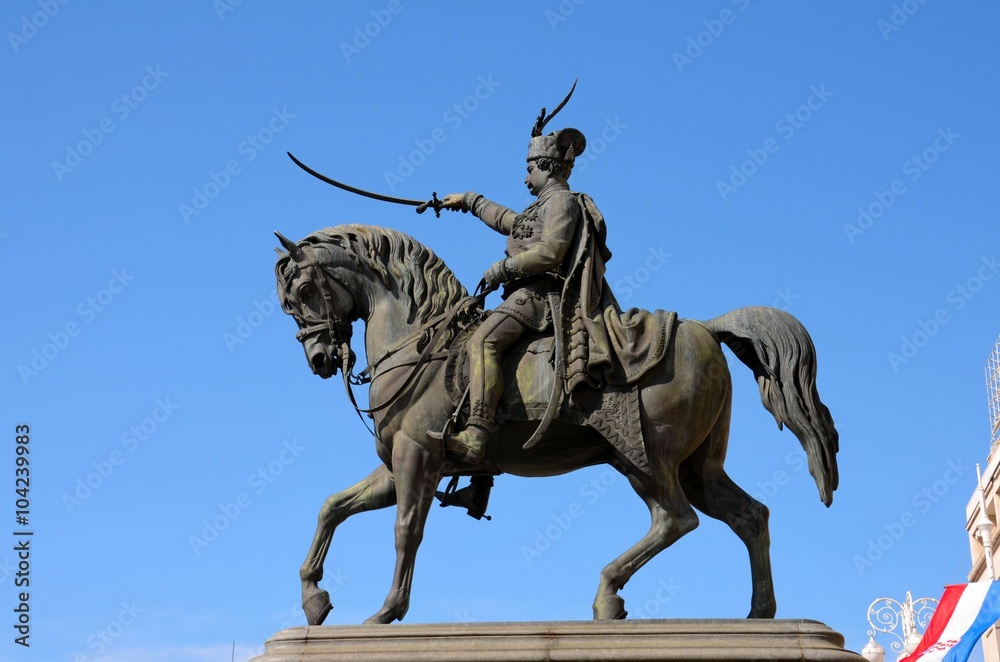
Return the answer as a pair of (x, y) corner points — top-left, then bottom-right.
(635, 319), (730, 452)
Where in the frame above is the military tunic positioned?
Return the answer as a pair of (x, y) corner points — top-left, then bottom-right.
(463, 180), (581, 331)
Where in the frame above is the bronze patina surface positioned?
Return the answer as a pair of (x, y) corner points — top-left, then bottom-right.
(273, 87), (839, 627)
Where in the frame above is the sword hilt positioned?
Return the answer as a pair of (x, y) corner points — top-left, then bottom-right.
(415, 192), (443, 218)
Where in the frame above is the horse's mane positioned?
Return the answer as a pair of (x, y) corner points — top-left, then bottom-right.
(275, 224), (468, 324)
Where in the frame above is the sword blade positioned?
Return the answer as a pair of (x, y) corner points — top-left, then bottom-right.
(287, 152), (425, 207)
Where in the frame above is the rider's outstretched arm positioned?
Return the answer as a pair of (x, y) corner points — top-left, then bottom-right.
(439, 191), (514, 233)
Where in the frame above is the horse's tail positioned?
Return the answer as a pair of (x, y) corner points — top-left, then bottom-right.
(703, 306), (839, 507)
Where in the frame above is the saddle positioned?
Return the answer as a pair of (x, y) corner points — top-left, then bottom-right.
(443, 308), (677, 476)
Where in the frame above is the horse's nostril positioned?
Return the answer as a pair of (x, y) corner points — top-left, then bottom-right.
(312, 353), (325, 368)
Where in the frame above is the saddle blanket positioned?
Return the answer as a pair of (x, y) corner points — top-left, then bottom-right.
(444, 309), (677, 475)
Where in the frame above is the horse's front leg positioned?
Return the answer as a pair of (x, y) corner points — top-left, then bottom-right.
(300, 464), (396, 625)
(364, 434), (441, 624)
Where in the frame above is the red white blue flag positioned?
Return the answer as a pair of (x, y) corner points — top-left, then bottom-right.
(901, 582), (1000, 662)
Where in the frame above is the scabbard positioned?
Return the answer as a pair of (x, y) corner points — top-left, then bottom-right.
(522, 292), (565, 450)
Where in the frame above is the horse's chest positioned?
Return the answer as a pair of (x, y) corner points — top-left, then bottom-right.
(373, 433), (393, 467)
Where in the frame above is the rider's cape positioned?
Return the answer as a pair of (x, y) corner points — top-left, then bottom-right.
(563, 193), (672, 393)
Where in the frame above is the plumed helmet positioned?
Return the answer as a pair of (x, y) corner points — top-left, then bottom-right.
(527, 81), (584, 166)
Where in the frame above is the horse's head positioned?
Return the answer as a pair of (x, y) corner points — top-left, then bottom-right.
(274, 231), (358, 379)
(275, 224), (471, 382)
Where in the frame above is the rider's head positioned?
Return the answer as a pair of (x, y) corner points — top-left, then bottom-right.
(525, 128), (586, 194)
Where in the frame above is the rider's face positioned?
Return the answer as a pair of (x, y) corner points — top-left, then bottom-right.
(525, 161), (550, 196)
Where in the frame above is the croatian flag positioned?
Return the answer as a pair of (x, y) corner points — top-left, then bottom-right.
(901, 582), (1000, 662)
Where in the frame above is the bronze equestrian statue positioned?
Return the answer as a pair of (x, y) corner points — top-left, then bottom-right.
(273, 91), (839, 627)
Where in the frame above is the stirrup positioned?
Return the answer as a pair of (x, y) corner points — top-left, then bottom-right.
(435, 476), (493, 521)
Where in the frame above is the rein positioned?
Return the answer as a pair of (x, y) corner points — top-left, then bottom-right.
(343, 292), (484, 419)
(292, 261), (486, 438)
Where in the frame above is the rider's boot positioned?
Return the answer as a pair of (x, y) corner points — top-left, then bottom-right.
(441, 424), (489, 464)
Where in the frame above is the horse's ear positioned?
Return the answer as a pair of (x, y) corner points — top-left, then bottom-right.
(275, 231), (305, 262)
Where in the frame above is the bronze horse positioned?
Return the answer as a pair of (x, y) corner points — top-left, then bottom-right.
(274, 224), (839, 626)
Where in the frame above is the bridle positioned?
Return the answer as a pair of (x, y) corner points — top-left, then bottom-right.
(283, 247), (488, 437)
(287, 259), (357, 375)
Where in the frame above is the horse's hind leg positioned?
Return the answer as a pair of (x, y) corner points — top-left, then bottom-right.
(592, 464), (698, 620)
(680, 397), (776, 618)
(300, 464), (396, 625)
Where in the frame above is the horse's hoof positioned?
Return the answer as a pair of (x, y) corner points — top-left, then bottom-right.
(747, 603), (776, 619)
(303, 589), (333, 625)
(593, 595), (628, 620)
(363, 608), (397, 625)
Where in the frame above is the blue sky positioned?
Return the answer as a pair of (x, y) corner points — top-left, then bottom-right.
(4, 1), (999, 660)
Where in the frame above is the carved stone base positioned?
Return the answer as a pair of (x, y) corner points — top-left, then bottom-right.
(251, 619), (865, 661)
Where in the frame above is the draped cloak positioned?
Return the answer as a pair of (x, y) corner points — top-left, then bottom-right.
(465, 185), (670, 394)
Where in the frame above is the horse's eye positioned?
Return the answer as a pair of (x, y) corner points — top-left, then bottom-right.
(299, 283), (315, 299)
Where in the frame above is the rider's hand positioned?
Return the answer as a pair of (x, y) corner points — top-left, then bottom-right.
(441, 193), (467, 213)
(483, 262), (504, 289)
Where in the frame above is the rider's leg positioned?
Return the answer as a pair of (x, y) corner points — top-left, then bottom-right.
(444, 313), (526, 463)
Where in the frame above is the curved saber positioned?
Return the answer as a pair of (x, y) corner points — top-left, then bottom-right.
(287, 152), (442, 217)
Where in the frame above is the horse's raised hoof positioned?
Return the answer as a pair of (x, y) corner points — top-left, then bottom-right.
(303, 589), (333, 626)
(593, 595), (628, 620)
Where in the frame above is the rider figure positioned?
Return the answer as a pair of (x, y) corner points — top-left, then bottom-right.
(432, 125), (604, 464)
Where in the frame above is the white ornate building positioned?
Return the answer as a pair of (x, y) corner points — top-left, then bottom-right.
(965, 335), (1000, 660)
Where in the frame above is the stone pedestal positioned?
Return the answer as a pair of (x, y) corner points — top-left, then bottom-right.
(251, 619), (865, 661)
